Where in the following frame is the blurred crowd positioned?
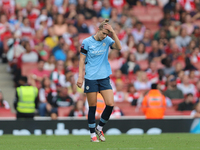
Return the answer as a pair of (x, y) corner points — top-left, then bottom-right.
(1, 0), (200, 119)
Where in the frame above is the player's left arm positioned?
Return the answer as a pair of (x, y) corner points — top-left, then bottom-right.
(104, 23), (122, 50)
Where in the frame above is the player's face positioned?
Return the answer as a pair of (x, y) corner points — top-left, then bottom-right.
(98, 29), (109, 41)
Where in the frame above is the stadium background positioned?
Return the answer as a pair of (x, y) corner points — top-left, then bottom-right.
(1, 0), (200, 138)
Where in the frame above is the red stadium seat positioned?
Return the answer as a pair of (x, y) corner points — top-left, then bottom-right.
(147, 6), (163, 15)
(145, 47), (152, 53)
(182, 111), (192, 116)
(78, 33), (91, 44)
(21, 63), (38, 77)
(171, 99), (184, 109)
(132, 6), (147, 16)
(58, 106), (74, 117)
(0, 108), (16, 117)
(137, 60), (149, 70)
(115, 101), (144, 116)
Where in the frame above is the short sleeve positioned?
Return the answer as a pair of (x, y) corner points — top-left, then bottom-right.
(106, 36), (115, 48)
(80, 39), (89, 55)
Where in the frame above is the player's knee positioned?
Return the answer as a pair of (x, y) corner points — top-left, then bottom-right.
(105, 101), (114, 106)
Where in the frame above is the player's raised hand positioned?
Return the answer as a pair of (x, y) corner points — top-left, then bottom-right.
(103, 23), (114, 33)
(76, 77), (83, 88)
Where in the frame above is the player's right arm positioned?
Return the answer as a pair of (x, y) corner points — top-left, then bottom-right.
(77, 53), (86, 88)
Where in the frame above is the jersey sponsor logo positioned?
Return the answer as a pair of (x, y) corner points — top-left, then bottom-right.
(90, 45), (95, 48)
(86, 86), (89, 90)
(91, 49), (106, 55)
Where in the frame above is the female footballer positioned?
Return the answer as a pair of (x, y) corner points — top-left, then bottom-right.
(77, 19), (121, 142)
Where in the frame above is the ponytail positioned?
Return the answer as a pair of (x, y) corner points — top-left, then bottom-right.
(99, 19), (109, 30)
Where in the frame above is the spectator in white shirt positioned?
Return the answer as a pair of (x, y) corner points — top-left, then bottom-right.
(177, 75), (195, 95)
(175, 27), (191, 48)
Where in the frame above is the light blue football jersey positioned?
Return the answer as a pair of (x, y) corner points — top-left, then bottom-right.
(81, 35), (115, 80)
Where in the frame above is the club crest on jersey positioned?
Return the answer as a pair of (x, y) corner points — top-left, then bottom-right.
(103, 43), (106, 46)
(81, 44), (84, 49)
(86, 86), (89, 90)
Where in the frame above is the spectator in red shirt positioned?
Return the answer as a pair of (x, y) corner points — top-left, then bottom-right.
(114, 80), (126, 102)
(29, 59), (50, 88)
(126, 83), (140, 105)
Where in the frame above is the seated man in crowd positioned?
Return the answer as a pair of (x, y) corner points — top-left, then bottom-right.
(164, 75), (184, 100)
(178, 93), (194, 111)
(47, 87), (74, 119)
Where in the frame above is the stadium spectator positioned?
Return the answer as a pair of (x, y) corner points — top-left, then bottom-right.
(54, 43), (69, 61)
(190, 102), (200, 118)
(184, 57), (197, 71)
(74, 14), (89, 33)
(177, 75), (196, 95)
(88, 16), (99, 35)
(175, 28), (192, 48)
(53, 14), (68, 36)
(132, 22), (145, 44)
(148, 40), (166, 62)
(50, 60), (66, 89)
(134, 71), (151, 91)
(146, 61), (159, 83)
(135, 42), (148, 61)
(29, 59), (50, 88)
(168, 19), (181, 37)
(14, 76), (38, 119)
(178, 93), (194, 111)
(190, 47), (200, 63)
(52, 36), (65, 54)
(38, 77), (54, 117)
(142, 83), (166, 119)
(100, 0), (112, 19)
(162, 56), (175, 76)
(47, 87), (74, 119)
(84, 0), (97, 20)
(121, 34), (136, 53)
(164, 75), (184, 99)
(181, 14), (194, 35)
(17, 41), (38, 68)
(126, 84), (140, 105)
(44, 26), (58, 49)
(141, 29), (152, 47)
(120, 53), (140, 75)
(69, 100), (85, 117)
(114, 80), (126, 102)
(43, 55), (56, 72)
(0, 90), (10, 109)
(172, 62), (183, 78)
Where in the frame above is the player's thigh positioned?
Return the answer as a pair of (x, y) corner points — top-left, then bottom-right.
(86, 92), (98, 106)
(100, 89), (114, 106)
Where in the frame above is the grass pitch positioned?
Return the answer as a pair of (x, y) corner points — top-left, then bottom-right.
(0, 133), (199, 150)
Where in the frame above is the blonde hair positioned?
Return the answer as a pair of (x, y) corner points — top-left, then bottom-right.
(99, 19), (109, 30)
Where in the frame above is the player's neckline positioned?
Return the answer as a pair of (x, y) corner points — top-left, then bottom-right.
(92, 35), (106, 42)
